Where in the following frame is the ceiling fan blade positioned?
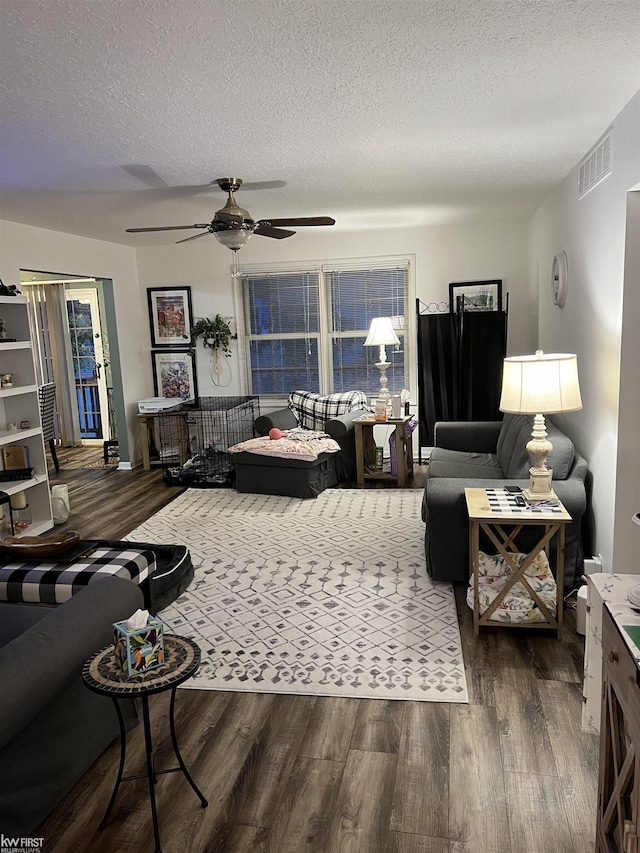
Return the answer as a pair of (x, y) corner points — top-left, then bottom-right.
(121, 164), (170, 188)
(123, 168), (284, 195)
(120, 166), (223, 200)
(256, 216), (335, 228)
(254, 225), (296, 240)
(125, 224), (210, 233)
(213, 178), (287, 192)
(214, 211), (246, 224)
(176, 232), (212, 244)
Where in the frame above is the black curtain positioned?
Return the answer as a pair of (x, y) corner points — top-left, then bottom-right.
(417, 308), (507, 446)
(417, 312), (456, 445)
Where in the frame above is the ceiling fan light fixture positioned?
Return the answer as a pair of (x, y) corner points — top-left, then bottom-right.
(213, 226), (253, 251)
(124, 176), (336, 249)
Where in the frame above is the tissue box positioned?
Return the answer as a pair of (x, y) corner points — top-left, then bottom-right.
(113, 616), (165, 676)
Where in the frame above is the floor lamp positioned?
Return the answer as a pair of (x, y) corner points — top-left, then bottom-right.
(364, 317), (400, 408)
(499, 350), (582, 502)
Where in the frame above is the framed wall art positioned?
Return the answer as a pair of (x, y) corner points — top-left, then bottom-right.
(147, 287), (193, 347)
(449, 279), (502, 313)
(152, 349), (198, 403)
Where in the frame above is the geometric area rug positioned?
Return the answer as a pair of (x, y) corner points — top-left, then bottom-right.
(127, 488), (468, 703)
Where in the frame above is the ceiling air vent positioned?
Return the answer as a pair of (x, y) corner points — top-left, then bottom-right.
(579, 129), (612, 198)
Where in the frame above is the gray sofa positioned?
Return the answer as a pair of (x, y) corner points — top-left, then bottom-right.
(0, 576), (143, 835)
(421, 413), (588, 589)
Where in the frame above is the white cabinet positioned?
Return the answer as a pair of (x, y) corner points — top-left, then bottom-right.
(583, 572), (640, 734)
(596, 606), (640, 853)
(0, 295), (53, 536)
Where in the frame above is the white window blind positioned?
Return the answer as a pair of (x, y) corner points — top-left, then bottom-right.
(245, 271), (320, 394)
(326, 266), (407, 393)
(241, 260), (410, 396)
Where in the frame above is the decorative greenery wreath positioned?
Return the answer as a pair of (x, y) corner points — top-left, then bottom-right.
(191, 315), (236, 356)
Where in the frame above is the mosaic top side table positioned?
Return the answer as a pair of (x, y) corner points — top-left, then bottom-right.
(82, 634), (207, 853)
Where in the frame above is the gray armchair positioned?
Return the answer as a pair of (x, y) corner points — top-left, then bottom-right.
(421, 414), (588, 590)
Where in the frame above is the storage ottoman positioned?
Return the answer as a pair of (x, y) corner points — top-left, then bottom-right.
(233, 450), (338, 498)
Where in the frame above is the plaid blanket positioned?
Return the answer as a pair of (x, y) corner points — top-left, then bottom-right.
(288, 390), (369, 431)
(0, 546), (155, 604)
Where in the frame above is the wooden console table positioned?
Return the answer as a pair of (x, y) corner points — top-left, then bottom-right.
(138, 413), (163, 471)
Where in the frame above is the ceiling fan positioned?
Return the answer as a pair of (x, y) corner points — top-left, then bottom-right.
(125, 178), (336, 258)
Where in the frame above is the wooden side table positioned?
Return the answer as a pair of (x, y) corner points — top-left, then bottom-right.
(353, 415), (414, 487)
(464, 487), (571, 638)
(83, 634), (207, 853)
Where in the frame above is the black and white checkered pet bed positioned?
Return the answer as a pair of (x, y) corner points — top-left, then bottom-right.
(0, 546), (155, 605)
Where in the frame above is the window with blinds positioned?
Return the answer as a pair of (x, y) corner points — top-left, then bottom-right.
(245, 271), (320, 394)
(328, 266), (406, 393)
(241, 260), (410, 396)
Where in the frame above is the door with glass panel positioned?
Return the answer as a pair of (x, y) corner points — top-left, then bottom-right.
(65, 289), (110, 441)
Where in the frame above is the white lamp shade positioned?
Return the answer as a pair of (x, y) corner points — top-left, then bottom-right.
(500, 350), (582, 414)
(364, 317), (400, 347)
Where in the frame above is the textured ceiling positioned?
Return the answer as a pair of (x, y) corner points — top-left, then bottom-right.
(0, 0), (638, 246)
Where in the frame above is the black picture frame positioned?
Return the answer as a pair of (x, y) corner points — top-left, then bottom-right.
(151, 349), (198, 403)
(147, 287), (193, 347)
(448, 279), (503, 313)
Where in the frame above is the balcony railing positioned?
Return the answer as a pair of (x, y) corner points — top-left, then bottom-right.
(76, 383), (103, 439)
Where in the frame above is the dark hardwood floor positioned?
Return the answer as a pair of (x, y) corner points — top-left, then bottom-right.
(49, 446), (186, 540)
(37, 447), (598, 853)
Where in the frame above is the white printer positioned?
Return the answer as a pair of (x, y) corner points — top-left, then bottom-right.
(137, 397), (184, 414)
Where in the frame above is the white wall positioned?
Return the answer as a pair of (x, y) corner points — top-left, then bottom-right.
(613, 189), (640, 569)
(0, 213), (530, 469)
(529, 91), (640, 571)
(136, 217), (531, 401)
(0, 220), (148, 464)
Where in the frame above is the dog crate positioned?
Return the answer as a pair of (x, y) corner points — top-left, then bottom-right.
(158, 396), (259, 487)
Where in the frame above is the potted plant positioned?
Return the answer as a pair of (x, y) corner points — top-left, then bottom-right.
(190, 315), (236, 356)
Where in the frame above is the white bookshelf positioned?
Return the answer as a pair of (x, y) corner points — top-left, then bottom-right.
(0, 295), (53, 536)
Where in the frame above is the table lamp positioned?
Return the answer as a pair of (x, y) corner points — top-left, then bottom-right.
(364, 317), (400, 408)
(499, 349), (582, 502)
